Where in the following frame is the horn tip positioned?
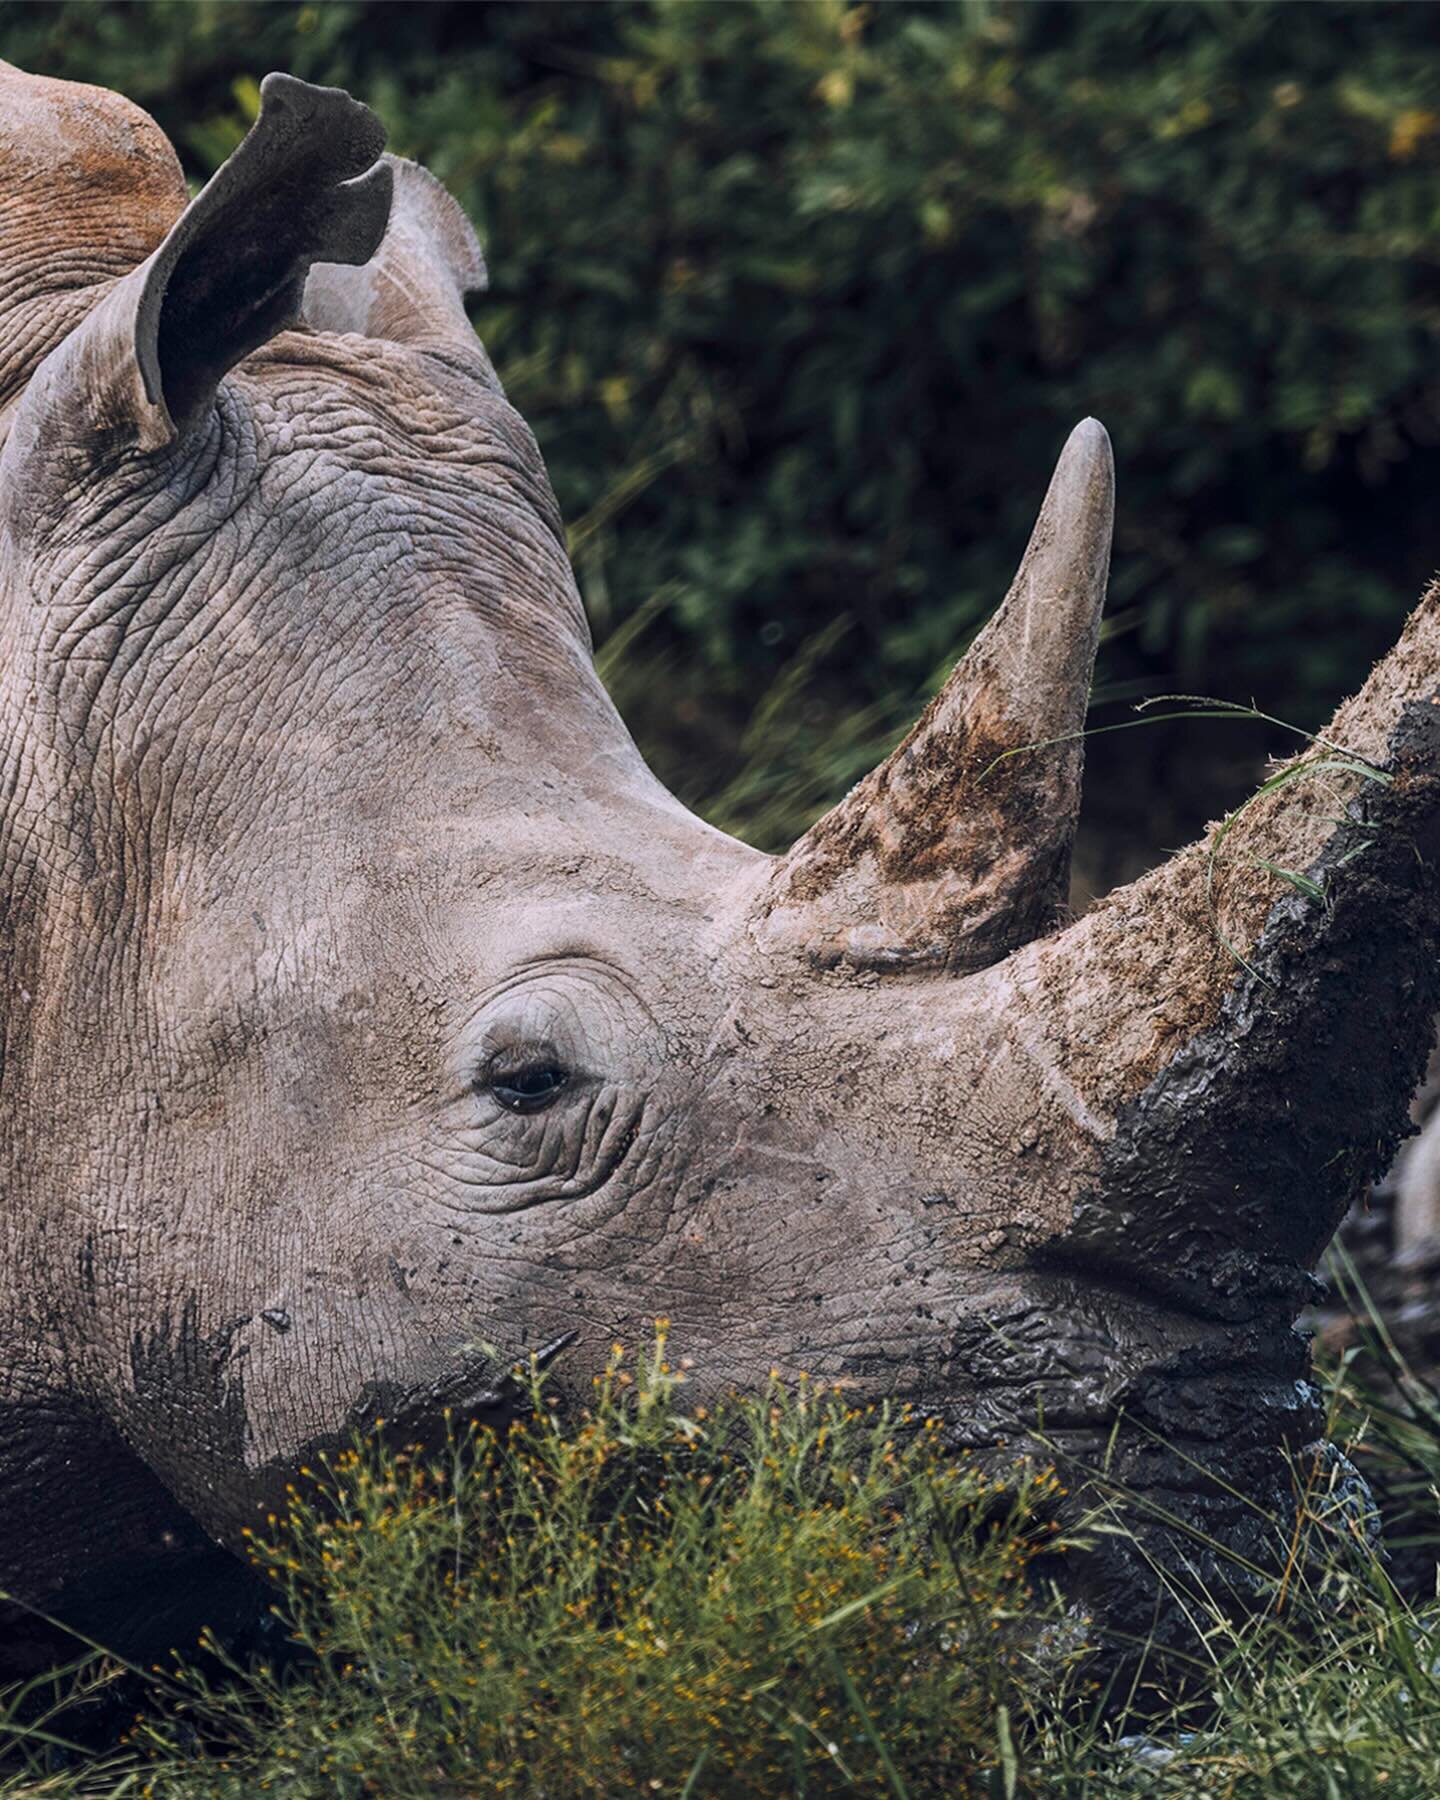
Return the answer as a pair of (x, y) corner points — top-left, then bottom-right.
(1066, 415), (1113, 464)
(1056, 417), (1115, 524)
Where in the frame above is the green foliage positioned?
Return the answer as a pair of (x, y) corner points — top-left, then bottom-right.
(11, 1336), (1075, 1797)
(166, 1355), (1061, 1795)
(4, 0), (1440, 848)
(13, 1319), (1440, 1794)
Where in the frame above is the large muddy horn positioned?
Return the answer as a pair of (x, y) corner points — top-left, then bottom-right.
(755, 418), (1114, 971)
(990, 580), (1440, 1321)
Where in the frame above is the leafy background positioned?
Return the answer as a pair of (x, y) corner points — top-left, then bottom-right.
(6, 0), (1440, 894)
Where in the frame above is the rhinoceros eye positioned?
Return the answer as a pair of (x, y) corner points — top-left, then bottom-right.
(489, 1062), (570, 1114)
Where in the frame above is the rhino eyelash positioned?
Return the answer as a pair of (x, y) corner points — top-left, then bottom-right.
(483, 1061), (572, 1115)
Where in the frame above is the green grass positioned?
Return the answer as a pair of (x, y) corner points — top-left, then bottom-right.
(2, 1332), (1080, 1797)
(8, 1315), (1440, 1797)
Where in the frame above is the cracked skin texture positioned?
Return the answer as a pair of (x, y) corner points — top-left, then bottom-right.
(0, 67), (1438, 1674)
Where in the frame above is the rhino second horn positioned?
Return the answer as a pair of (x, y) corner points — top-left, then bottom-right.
(756, 417), (1114, 972)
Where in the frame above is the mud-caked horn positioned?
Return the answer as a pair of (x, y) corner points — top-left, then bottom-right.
(755, 418), (1114, 971)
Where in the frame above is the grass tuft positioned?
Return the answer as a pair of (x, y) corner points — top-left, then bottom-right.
(11, 1310), (1440, 1795)
(77, 1334), (1074, 1797)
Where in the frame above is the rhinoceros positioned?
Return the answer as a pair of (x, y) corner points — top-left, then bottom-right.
(2, 64), (1439, 1675)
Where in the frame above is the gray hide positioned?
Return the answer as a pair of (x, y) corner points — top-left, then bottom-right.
(3, 68), (1440, 1670)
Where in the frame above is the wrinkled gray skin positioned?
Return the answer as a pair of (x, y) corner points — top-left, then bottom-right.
(4, 68), (1440, 1672)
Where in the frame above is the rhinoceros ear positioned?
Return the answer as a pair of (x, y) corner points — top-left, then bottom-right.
(0, 61), (188, 406)
(16, 73), (393, 456)
(127, 73), (392, 446)
(302, 156), (496, 383)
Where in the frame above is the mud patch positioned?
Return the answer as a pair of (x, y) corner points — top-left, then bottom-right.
(1058, 696), (1440, 1322)
(765, 686), (1087, 972)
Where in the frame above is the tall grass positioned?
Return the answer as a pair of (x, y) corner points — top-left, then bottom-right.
(3, 1333), (1079, 1797)
(144, 1334), (1077, 1796)
(8, 1311), (1440, 1797)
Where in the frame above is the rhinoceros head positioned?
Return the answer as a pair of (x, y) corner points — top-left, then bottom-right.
(3, 68), (1440, 1660)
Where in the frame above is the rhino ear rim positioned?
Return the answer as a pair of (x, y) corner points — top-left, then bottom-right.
(130, 71), (392, 448)
(0, 62), (189, 407)
(303, 155), (498, 385)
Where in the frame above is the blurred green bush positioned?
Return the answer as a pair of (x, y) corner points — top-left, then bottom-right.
(6, 0), (1440, 856)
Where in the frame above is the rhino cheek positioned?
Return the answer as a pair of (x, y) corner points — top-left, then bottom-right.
(99, 1086), (677, 1539)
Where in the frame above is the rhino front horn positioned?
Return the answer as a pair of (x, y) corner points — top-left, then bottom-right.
(755, 418), (1114, 971)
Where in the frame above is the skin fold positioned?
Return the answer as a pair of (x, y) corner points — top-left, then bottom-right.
(1, 66), (1439, 1671)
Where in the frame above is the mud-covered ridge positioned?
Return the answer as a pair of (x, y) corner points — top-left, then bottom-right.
(1062, 694), (1440, 1323)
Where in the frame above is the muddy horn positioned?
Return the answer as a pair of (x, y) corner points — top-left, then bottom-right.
(756, 418), (1114, 972)
(1009, 573), (1440, 1320)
